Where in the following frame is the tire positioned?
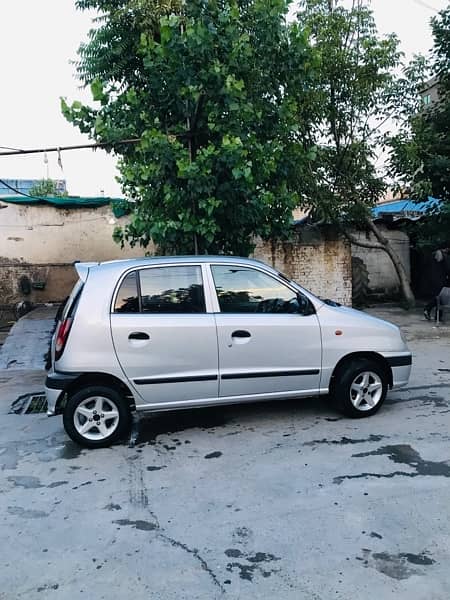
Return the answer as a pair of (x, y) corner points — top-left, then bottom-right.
(63, 385), (131, 448)
(352, 257), (369, 306)
(331, 358), (388, 418)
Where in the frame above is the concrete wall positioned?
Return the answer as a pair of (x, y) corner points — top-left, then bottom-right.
(351, 226), (410, 296)
(0, 202), (143, 305)
(0, 202), (352, 306)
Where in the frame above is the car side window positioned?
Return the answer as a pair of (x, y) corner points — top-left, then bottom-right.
(139, 266), (206, 314)
(114, 271), (140, 313)
(211, 265), (308, 314)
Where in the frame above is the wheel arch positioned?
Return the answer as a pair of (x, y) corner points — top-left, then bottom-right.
(329, 352), (393, 394)
(55, 372), (136, 415)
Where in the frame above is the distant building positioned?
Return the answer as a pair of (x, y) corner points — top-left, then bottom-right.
(0, 178), (67, 196)
(421, 76), (440, 107)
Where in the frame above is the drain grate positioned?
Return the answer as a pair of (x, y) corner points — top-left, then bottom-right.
(10, 392), (48, 415)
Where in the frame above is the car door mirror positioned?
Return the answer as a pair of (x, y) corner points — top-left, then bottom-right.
(296, 293), (315, 316)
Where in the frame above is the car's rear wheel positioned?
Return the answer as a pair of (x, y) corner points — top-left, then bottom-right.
(63, 385), (131, 448)
(332, 358), (388, 418)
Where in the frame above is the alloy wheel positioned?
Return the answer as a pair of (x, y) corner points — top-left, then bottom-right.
(73, 396), (120, 441)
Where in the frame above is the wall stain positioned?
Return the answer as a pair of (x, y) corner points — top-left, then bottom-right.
(334, 444), (450, 484)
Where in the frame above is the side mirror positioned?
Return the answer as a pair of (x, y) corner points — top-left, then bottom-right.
(297, 293), (315, 316)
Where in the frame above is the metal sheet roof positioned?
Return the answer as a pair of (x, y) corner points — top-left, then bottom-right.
(372, 197), (440, 220)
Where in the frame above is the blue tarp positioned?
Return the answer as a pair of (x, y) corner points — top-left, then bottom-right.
(372, 197), (440, 220)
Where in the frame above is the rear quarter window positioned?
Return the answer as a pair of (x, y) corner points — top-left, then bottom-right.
(114, 271), (139, 313)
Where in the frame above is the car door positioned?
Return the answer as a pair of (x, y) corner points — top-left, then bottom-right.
(209, 264), (322, 400)
(110, 263), (219, 407)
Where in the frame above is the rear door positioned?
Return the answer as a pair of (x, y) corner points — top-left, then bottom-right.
(210, 264), (322, 399)
(110, 263), (219, 407)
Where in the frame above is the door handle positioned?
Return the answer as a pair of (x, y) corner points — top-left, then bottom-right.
(128, 332), (150, 340)
(231, 330), (251, 338)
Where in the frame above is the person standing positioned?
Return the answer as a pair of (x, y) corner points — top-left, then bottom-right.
(424, 248), (450, 319)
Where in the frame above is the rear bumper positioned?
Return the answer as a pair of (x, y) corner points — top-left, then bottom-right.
(45, 371), (80, 416)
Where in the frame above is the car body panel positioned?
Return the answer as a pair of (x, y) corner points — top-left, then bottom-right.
(111, 312), (219, 404)
(215, 312), (322, 397)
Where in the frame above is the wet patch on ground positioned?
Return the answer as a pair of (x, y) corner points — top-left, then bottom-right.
(7, 506), (49, 519)
(133, 408), (229, 446)
(114, 518), (158, 531)
(0, 435), (85, 472)
(104, 503), (122, 511)
(7, 475), (44, 488)
(57, 440), (85, 460)
(385, 393), (449, 408)
(205, 451), (222, 459)
(36, 583), (59, 593)
(224, 548), (281, 581)
(304, 434), (385, 447)
(357, 548), (435, 580)
(334, 444), (450, 484)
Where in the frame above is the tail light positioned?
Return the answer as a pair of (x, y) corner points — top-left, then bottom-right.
(55, 317), (73, 361)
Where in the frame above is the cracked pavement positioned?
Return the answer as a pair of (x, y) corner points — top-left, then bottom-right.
(0, 306), (450, 599)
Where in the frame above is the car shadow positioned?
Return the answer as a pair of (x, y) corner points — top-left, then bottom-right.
(133, 395), (340, 445)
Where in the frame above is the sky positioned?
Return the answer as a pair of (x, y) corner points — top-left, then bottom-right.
(0, 0), (447, 198)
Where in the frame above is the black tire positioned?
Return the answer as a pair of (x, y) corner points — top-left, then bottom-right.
(352, 256), (369, 306)
(331, 358), (388, 418)
(63, 385), (131, 448)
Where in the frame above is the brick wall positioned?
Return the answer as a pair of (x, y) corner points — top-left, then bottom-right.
(253, 226), (352, 306)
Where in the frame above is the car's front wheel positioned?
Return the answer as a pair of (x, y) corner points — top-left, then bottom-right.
(332, 358), (388, 418)
(63, 385), (131, 448)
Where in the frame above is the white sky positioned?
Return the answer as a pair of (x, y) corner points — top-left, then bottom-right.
(0, 0), (447, 197)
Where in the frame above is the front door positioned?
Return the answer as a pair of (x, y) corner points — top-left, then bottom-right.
(111, 264), (218, 407)
(210, 264), (322, 400)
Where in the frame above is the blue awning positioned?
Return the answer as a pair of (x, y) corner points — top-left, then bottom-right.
(372, 197), (440, 220)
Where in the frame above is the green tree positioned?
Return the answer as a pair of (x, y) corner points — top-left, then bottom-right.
(29, 179), (67, 197)
(294, 0), (416, 306)
(63, 0), (317, 255)
(389, 4), (450, 250)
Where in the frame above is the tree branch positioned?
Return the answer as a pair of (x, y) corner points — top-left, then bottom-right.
(343, 228), (385, 250)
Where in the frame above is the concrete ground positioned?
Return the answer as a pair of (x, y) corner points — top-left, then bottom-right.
(0, 305), (450, 599)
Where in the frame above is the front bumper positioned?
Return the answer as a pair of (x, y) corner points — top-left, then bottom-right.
(383, 352), (412, 389)
(45, 371), (81, 416)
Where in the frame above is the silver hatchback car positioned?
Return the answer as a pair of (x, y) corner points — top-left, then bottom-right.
(45, 256), (412, 448)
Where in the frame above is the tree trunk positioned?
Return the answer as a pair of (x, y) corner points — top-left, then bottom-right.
(345, 218), (416, 308)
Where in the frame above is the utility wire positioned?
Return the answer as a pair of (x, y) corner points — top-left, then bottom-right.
(0, 145), (25, 152)
(0, 178), (52, 201)
(0, 138), (141, 157)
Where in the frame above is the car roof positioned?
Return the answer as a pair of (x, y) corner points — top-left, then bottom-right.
(76, 255), (278, 278)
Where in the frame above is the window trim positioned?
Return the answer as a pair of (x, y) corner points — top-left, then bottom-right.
(111, 262), (211, 315)
(208, 263), (315, 315)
